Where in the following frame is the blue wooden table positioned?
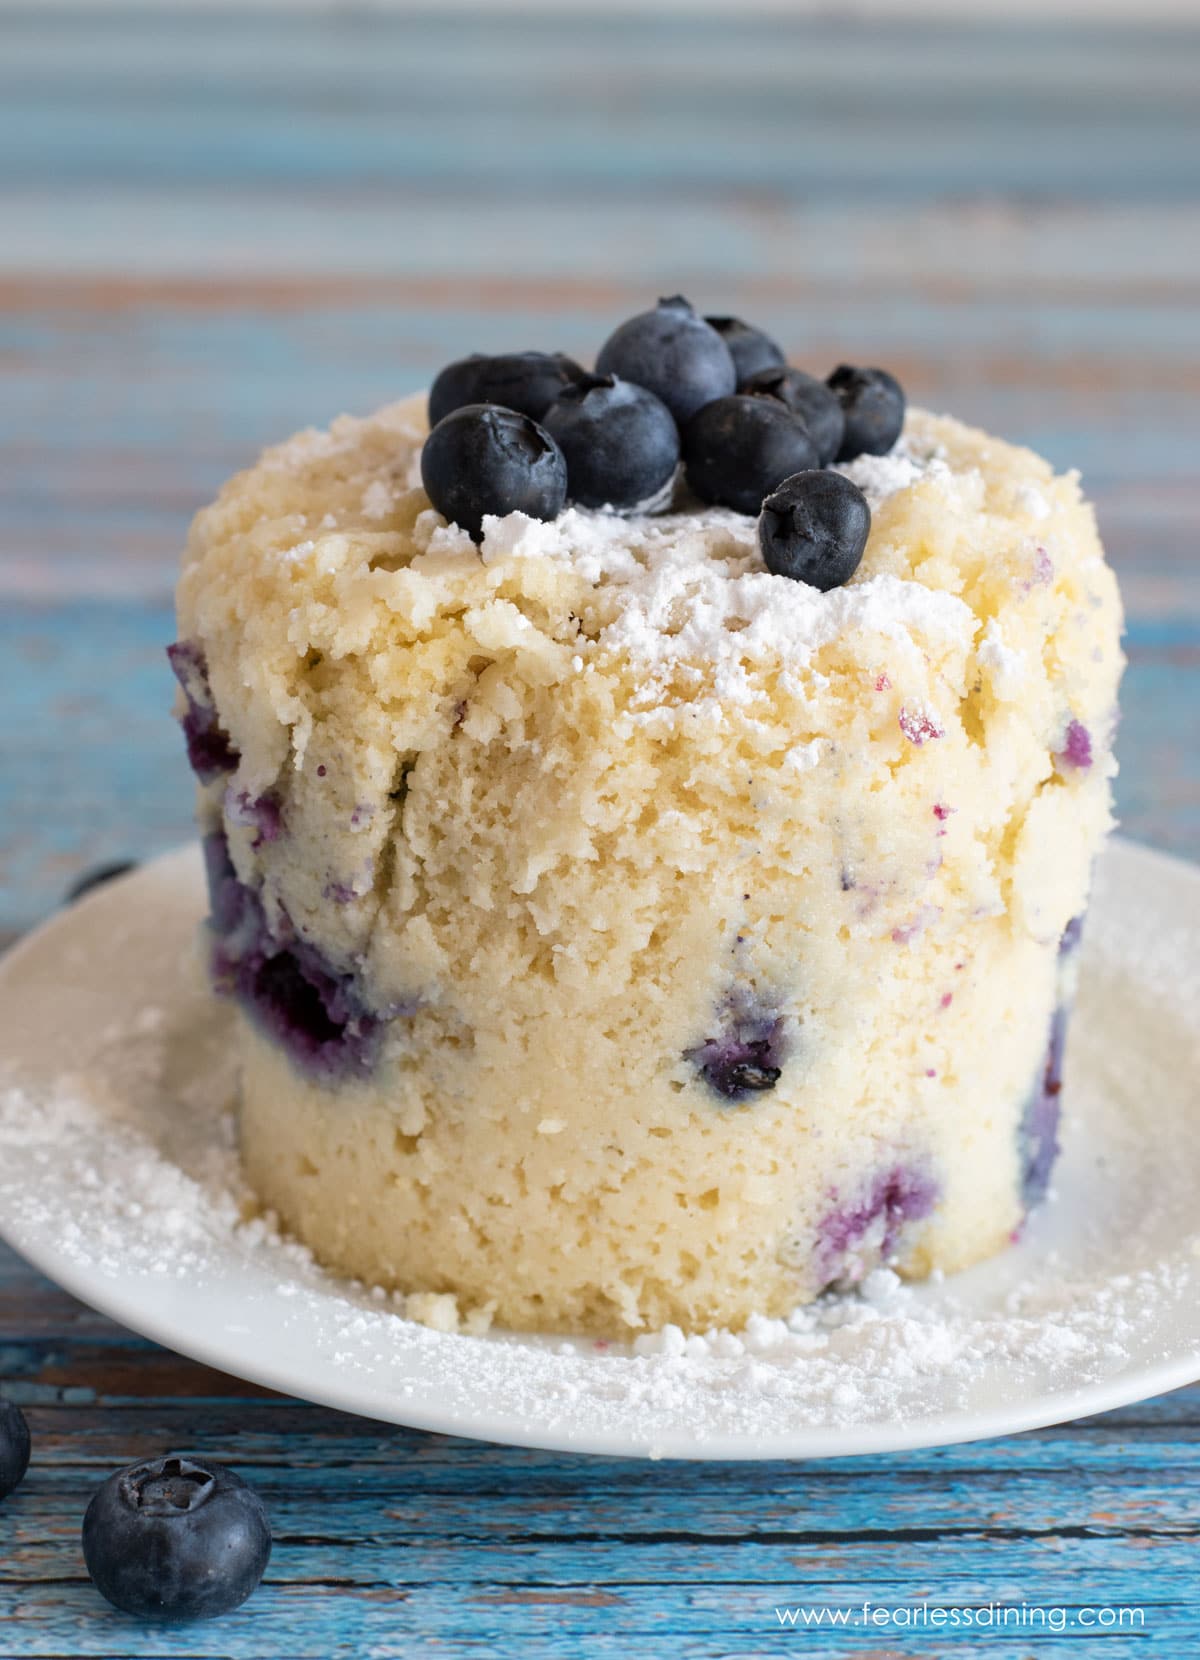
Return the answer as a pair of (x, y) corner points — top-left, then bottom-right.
(2, 8), (1198, 1655)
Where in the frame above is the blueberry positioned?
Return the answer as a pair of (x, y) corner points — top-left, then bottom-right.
(682, 395), (819, 515)
(65, 860), (138, 905)
(826, 365), (906, 461)
(427, 351), (585, 427)
(82, 1455), (271, 1623)
(1059, 719), (1093, 770)
(228, 790), (285, 849)
(704, 314), (785, 383)
(167, 642), (239, 784)
(759, 470), (871, 591)
(541, 374), (679, 510)
(740, 366), (846, 466)
(421, 404), (568, 542)
(595, 296), (736, 425)
(685, 1009), (786, 1103)
(204, 830), (388, 1083)
(0, 1400), (30, 1501)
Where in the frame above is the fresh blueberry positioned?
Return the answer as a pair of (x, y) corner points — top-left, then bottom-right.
(0, 1401), (30, 1501)
(421, 404), (568, 542)
(826, 365), (906, 461)
(541, 374), (679, 510)
(740, 365), (846, 466)
(595, 296), (736, 425)
(427, 351), (585, 427)
(704, 314), (785, 383)
(682, 395), (819, 515)
(82, 1455), (271, 1623)
(65, 860), (138, 905)
(758, 470), (871, 591)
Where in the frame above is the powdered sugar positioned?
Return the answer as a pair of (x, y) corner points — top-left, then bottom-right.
(1, 842), (1197, 1456)
(833, 440), (951, 509)
(470, 494), (975, 705)
(976, 617), (1028, 699)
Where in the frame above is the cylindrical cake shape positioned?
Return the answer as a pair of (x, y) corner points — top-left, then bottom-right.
(172, 396), (1122, 1337)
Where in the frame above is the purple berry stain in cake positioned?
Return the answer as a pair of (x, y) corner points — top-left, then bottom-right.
(1058, 719), (1093, 770)
(899, 706), (944, 746)
(1018, 1005), (1067, 1208)
(891, 904), (940, 946)
(1059, 913), (1085, 957)
(1017, 913), (1084, 1207)
(1030, 545), (1054, 588)
(166, 642), (239, 783)
(203, 831), (385, 1082)
(227, 788), (284, 849)
(817, 1163), (939, 1287)
(685, 997), (786, 1103)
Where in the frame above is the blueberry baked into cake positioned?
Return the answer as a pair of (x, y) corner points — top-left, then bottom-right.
(170, 297), (1123, 1337)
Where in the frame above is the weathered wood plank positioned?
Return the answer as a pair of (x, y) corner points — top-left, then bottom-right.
(2, 13), (1198, 203)
(0, 1247), (1196, 1660)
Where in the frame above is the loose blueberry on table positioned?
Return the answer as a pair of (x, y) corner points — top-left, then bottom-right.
(82, 1455), (271, 1623)
(417, 294), (906, 593)
(0, 1400), (31, 1501)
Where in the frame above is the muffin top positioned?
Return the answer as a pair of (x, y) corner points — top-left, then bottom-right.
(178, 392), (1116, 767)
(175, 393), (1122, 996)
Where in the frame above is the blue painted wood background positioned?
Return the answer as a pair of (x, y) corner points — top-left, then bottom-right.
(1, 8), (1198, 1655)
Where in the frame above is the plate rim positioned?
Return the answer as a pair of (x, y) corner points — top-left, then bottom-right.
(2, 836), (1199, 1461)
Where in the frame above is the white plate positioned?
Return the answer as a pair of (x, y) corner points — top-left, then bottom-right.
(1, 839), (1198, 1460)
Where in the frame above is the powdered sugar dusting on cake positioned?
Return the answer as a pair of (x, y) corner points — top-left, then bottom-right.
(470, 493), (975, 694)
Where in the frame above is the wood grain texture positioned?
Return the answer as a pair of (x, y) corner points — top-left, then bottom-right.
(2, 1249), (1198, 1660)
(1, 8), (1198, 1657)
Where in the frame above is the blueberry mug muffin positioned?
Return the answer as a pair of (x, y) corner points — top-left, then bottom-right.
(170, 299), (1122, 1337)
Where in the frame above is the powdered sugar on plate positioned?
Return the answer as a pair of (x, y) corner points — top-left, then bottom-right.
(1, 841), (1198, 1458)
